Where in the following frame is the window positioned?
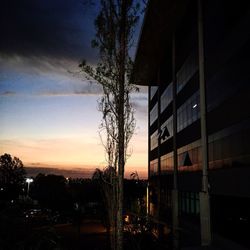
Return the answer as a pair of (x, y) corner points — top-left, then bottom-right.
(177, 52), (198, 93)
(160, 116), (173, 143)
(160, 83), (173, 113)
(177, 91), (200, 132)
(150, 130), (158, 151)
(150, 103), (158, 126)
(150, 86), (158, 100)
(208, 124), (250, 170)
(177, 140), (202, 171)
(180, 191), (200, 215)
(150, 159), (158, 176)
(161, 153), (173, 172)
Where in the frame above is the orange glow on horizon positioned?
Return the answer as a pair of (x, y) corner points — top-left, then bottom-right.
(1, 132), (148, 179)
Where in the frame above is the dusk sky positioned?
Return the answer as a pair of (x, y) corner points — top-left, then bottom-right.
(0, 0), (148, 178)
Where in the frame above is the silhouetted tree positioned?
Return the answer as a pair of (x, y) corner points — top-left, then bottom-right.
(124, 178), (146, 215)
(79, 1), (144, 249)
(0, 153), (26, 199)
(93, 166), (117, 248)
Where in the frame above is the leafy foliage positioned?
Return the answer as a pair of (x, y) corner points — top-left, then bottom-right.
(79, 0), (142, 170)
(0, 153), (26, 199)
(80, 1), (145, 249)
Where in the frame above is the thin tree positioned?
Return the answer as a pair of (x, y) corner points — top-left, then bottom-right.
(79, 1), (142, 249)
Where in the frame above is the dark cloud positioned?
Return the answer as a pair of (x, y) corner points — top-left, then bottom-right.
(0, 0), (98, 62)
(0, 0), (146, 97)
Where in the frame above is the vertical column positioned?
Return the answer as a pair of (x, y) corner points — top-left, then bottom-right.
(157, 71), (162, 237)
(157, 72), (161, 177)
(197, 0), (212, 246)
(148, 86), (151, 217)
(146, 183), (150, 216)
(172, 33), (180, 250)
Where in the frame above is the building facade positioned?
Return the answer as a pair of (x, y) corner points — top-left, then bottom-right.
(133, 0), (250, 248)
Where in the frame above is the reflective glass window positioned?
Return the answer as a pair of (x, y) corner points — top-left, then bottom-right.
(160, 83), (173, 113)
(160, 115), (173, 143)
(177, 91), (200, 132)
(177, 52), (198, 93)
(150, 130), (158, 151)
(149, 159), (158, 176)
(150, 103), (158, 126)
(150, 86), (158, 100)
(161, 153), (173, 172)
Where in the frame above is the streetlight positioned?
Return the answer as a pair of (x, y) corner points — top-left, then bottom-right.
(26, 178), (33, 197)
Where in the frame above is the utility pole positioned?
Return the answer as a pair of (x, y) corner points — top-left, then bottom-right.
(197, 0), (212, 246)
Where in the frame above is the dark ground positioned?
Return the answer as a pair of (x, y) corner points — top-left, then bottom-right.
(54, 219), (169, 250)
(54, 219), (109, 250)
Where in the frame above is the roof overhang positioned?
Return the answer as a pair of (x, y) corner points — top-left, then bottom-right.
(132, 0), (190, 86)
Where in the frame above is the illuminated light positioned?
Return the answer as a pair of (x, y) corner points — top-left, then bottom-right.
(124, 215), (129, 223)
(192, 104), (198, 108)
(0, 188), (3, 191)
(26, 178), (33, 183)
(239, 217), (247, 222)
(26, 178), (33, 196)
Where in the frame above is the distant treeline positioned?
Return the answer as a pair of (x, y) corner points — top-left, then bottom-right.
(24, 166), (95, 179)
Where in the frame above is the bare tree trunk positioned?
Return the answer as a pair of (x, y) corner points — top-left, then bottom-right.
(117, 1), (127, 249)
(113, 176), (118, 250)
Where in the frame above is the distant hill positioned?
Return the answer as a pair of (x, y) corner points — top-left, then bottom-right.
(24, 166), (148, 179)
(24, 166), (94, 179)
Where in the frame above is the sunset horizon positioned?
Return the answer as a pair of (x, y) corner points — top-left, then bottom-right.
(23, 164), (148, 179)
(0, 0), (148, 180)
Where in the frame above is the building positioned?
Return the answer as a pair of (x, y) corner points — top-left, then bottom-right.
(133, 0), (250, 248)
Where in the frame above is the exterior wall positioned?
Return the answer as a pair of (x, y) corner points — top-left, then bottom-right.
(147, 0), (250, 247)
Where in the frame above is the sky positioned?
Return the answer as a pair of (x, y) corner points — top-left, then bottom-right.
(0, 0), (148, 179)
